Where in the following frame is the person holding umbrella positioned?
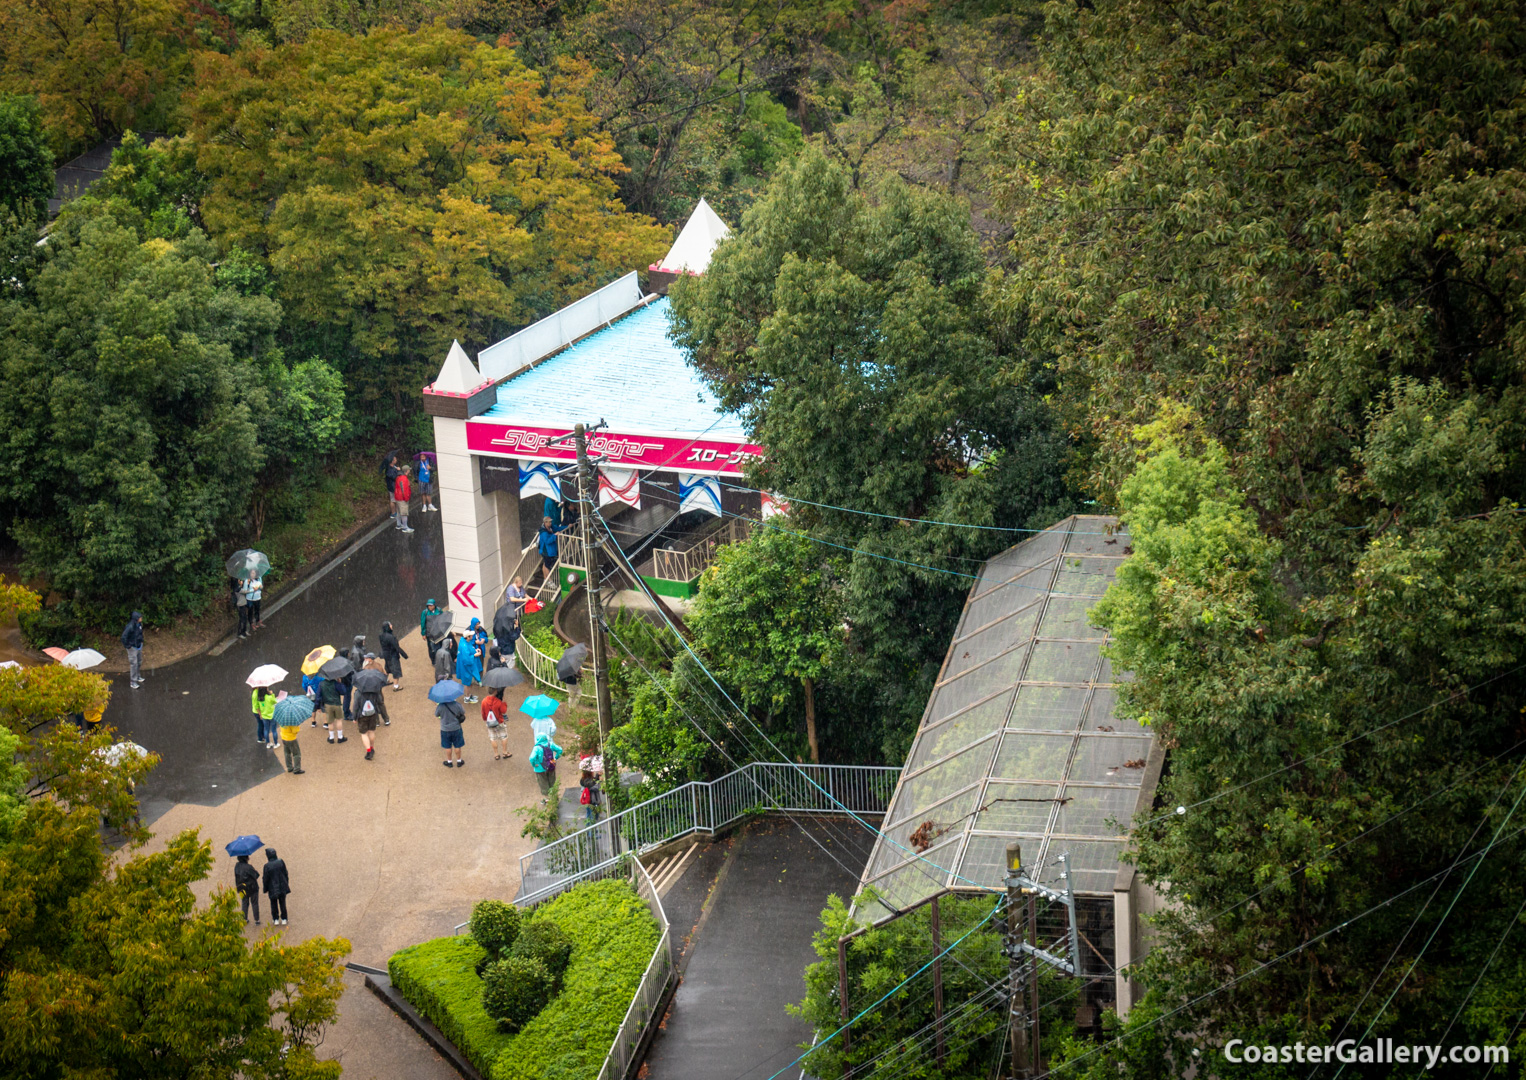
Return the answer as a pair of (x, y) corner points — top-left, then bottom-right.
(245, 576), (264, 631)
(378, 621), (407, 692)
(234, 854), (261, 924)
(342, 635), (367, 720)
(301, 645), (334, 726)
(317, 662), (348, 744)
(353, 662), (389, 758)
(248, 664), (286, 748)
(557, 641), (589, 706)
(273, 692), (309, 773)
(424, 605), (453, 666)
(529, 731), (563, 795)
(430, 679), (466, 768)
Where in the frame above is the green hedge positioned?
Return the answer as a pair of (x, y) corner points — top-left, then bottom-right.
(386, 936), (514, 1076)
(388, 879), (662, 1080)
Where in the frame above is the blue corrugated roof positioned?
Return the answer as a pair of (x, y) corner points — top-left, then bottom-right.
(479, 297), (746, 441)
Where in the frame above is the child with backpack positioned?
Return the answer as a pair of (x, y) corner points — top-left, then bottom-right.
(579, 768), (602, 823)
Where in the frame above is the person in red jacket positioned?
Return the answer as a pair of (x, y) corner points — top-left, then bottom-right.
(394, 466), (414, 534)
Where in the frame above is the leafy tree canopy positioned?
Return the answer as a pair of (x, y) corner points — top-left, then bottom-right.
(0, 95), (52, 221)
(670, 146), (1075, 758)
(185, 24), (670, 406)
(0, 196), (343, 617)
(689, 527), (846, 762)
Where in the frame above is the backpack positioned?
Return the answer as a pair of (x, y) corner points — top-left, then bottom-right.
(579, 785), (592, 805)
(361, 700), (376, 716)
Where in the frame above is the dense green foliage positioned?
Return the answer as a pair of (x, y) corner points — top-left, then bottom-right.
(0, 583), (350, 1080)
(0, 95), (52, 220)
(977, 0), (1526, 1071)
(689, 528), (847, 762)
(388, 936), (514, 1075)
(794, 892), (1048, 1079)
(671, 148), (1075, 760)
(389, 878), (661, 1080)
(482, 955), (554, 1032)
(469, 898), (523, 959)
(508, 920), (574, 985)
(0, 198), (344, 617)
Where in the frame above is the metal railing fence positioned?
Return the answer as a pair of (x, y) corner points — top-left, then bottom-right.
(517, 762), (900, 906)
(596, 858), (673, 1080)
(515, 632), (565, 693)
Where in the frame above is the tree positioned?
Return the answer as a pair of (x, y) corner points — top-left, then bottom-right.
(0, 0), (226, 155)
(689, 527), (846, 762)
(0, 579), (349, 1079)
(670, 147), (1074, 759)
(980, 0), (1526, 1064)
(0, 196), (343, 617)
(185, 26), (669, 413)
(0, 95), (52, 221)
(793, 891), (1017, 1080)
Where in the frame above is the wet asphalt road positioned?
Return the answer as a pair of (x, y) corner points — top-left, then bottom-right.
(103, 512), (445, 825)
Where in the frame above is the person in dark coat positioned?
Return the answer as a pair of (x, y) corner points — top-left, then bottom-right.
(358, 654), (391, 728)
(379, 621), (407, 691)
(234, 854), (260, 924)
(433, 639), (454, 682)
(121, 610), (145, 689)
(421, 599), (441, 662)
(262, 848), (291, 924)
(342, 634), (365, 720)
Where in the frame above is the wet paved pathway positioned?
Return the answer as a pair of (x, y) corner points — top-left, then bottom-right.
(643, 818), (869, 1080)
(102, 511), (444, 824)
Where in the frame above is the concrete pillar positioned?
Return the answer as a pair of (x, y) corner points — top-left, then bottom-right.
(433, 416), (502, 619)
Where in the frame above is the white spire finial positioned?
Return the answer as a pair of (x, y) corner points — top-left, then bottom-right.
(432, 340), (484, 394)
(655, 198), (731, 276)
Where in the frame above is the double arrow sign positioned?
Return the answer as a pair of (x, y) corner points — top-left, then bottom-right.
(450, 581), (478, 609)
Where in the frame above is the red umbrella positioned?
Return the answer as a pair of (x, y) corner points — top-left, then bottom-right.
(42, 647), (69, 662)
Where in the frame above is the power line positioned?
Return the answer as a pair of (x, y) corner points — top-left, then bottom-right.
(598, 512), (990, 892)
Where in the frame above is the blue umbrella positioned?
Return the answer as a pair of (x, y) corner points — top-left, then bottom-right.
(226, 835), (263, 857)
(428, 679), (463, 703)
(519, 694), (560, 720)
(273, 696), (314, 726)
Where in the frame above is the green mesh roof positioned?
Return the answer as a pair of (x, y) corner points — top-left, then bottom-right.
(860, 515), (1149, 904)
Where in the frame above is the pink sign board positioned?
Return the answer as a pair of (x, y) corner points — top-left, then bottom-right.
(465, 420), (763, 476)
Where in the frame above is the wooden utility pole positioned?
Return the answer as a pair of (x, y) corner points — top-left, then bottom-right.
(1006, 842), (1034, 1079)
(572, 423), (613, 740)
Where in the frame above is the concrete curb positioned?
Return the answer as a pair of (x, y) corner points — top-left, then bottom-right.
(363, 970), (486, 1080)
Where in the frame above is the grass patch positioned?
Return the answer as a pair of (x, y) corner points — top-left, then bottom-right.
(388, 878), (661, 1080)
(259, 457), (390, 588)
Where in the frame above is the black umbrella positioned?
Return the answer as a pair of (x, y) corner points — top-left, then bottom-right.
(492, 603), (518, 639)
(353, 668), (387, 692)
(483, 666), (526, 689)
(556, 642), (589, 683)
(319, 656), (355, 680)
(426, 610), (455, 641)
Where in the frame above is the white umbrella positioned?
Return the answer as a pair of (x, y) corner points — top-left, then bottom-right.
(61, 648), (107, 670)
(94, 741), (149, 766)
(245, 664), (288, 688)
(0, 660), (21, 670)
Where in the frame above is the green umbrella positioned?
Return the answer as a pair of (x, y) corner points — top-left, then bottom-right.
(273, 696), (314, 726)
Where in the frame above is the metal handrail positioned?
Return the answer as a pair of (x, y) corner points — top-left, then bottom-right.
(515, 631), (564, 693)
(516, 762), (900, 907)
(596, 859), (674, 1080)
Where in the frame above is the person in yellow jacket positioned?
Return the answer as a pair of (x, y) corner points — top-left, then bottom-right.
(276, 692), (304, 774)
(252, 687), (278, 749)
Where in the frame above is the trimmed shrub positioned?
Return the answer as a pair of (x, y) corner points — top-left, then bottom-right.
(469, 899), (523, 957)
(387, 937), (514, 1076)
(509, 920), (573, 984)
(482, 956), (554, 1031)
(492, 879), (662, 1080)
(389, 879), (661, 1080)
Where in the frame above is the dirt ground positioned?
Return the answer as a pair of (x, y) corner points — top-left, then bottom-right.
(138, 629), (562, 1078)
